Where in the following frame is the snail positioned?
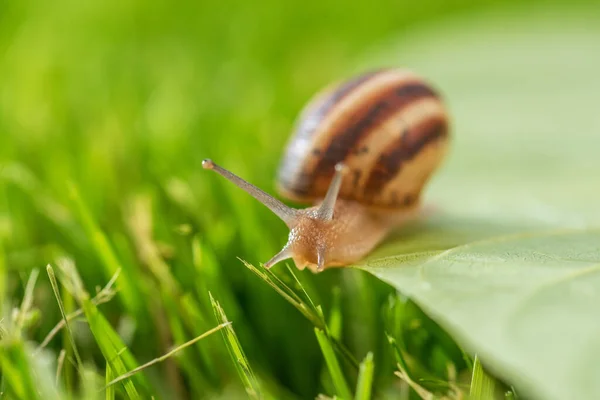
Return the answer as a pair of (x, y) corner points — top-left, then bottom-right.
(203, 68), (449, 273)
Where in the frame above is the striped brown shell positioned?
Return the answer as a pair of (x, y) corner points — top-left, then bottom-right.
(276, 68), (450, 210)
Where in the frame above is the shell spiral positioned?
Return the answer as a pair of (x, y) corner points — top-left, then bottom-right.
(276, 68), (450, 210)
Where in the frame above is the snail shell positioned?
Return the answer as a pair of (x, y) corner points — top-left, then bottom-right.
(277, 68), (449, 210)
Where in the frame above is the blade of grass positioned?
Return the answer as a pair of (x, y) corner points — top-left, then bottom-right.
(0, 340), (42, 400)
(105, 364), (115, 400)
(61, 281), (75, 394)
(1, 163), (87, 252)
(164, 294), (216, 394)
(54, 259), (150, 397)
(470, 354), (496, 400)
(124, 193), (178, 292)
(105, 321), (230, 389)
(387, 334), (459, 396)
(15, 268), (39, 334)
(125, 193), (225, 393)
(126, 194), (231, 394)
(394, 364), (434, 400)
(319, 287), (343, 395)
(243, 260), (360, 370)
(342, 270), (377, 358)
(192, 236), (242, 323)
(46, 265), (84, 372)
(328, 287), (342, 341)
(2, 269), (61, 399)
(80, 293), (142, 399)
(0, 337), (61, 400)
(505, 387), (518, 399)
(386, 334), (410, 377)
(285, 263), (320, 313)
(37, 270), (118, 350)
(0, 243), (5, 314)
(315, 328), (353, 400)
(462, 352), (474, 372)
(355, 352), (374, 400)
(66, 181), (142, 316)
(55, 349), (66, 387)
(0, 318), (6, 339)
(242, 260), (312, 322)
(210, 292), (261, 399)
(394, 365), (435, 400)
(79, 364), (103, 400)
(150, 291), (188, 399)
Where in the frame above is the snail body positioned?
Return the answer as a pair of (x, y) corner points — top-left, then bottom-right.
(203, 68), (449, 272)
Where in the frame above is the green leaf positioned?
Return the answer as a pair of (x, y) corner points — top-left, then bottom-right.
(358, 6), (600, 400)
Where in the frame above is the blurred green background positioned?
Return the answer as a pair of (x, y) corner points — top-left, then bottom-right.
(1, 0), (598, 399)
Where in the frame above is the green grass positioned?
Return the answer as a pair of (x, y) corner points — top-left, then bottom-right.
(355, 352), (374, 400)
(315, 328), (353, 400)
(0, 0), (579, 398)
(210, 293), (261, 399)
(469, 355), (497, 400)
